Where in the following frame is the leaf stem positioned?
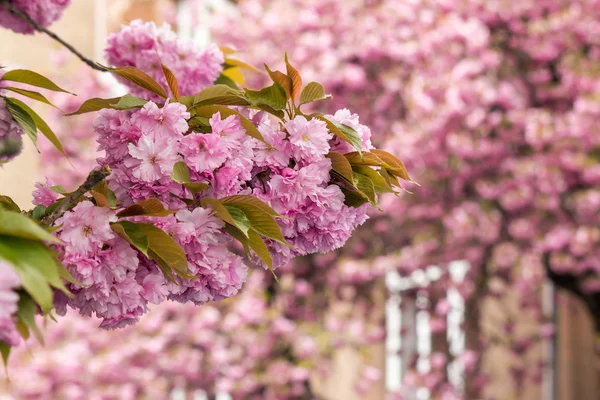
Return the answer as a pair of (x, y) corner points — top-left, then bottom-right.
(42, 166), (112, 225)
(0, 0), (105, 72)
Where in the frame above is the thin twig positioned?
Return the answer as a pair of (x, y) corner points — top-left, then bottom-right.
(42, 166), (112, 225)
(0, 0), (105, 72)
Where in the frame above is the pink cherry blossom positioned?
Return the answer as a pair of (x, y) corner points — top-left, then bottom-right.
(0, 0), (71, 34)
(126, 136), (180, 182)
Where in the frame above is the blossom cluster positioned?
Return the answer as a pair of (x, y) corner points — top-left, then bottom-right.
(212, 0), (600, 397)
(0, 0), (71, 34)
(105, 20), (223, 100)
(57, 101), (372, 329)
(22, 18), (384, 332)
(0, 260), (20, 347)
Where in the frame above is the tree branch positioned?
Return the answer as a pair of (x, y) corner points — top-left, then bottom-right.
(542, 253), (600, 333)
(42, 166), (112, 225)
(0, 0), (105, 72)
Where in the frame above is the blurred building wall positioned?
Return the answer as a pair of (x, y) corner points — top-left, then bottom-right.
(0, 1), (96, 208)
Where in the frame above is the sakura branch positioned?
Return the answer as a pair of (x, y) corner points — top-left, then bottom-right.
(0, 0), (104, 71)
(41, 165), (112, 225)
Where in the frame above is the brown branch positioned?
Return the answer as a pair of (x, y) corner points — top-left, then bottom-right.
(42, 166), (112, 225)
(0, 0), (105, 72)
(542, 253), (600, 333)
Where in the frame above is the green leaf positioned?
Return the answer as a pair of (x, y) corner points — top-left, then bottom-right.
(171, 161), (210, 194)
(184, 182), (211, 193)
(228, 203), (290, 247)
(264, 64), (292, 99)
(284, 53), (303, 101)
(7, 97), (66, 157)
(352, 165), (395, 194)
(191, 105), (268, 144)
(352, 172), (377, 206)
(179, 96), (195, 109)
(254, 103), (285, 119)
(31, 205), (47, 220)
(247, 228), (274, 274)
(224, 57), (261, 72)
(110, 221), (149, 257)
(1, 69), (72, 93)
(300, 82), (331, 105)
(0, 236), (64, 313)
(49, 184), (69, 195)
(222, 67), (245, 85)
(171, 161), (192, 183)
(346, 150), (412, 182)
(0, 341), (10, 368)
(371, 149), (412, 181)
(110, 94), (149, 110)
(0, 195), (20, 212)
(187, 116), (212, 132)
(89, 191), (110, 207)
(54, 257), (81, 286)
(312, 115), (363, 156)
(161, 63), (180, 101)
(345, 151), (385, 166)
(379, 167), (401, 188)
(5, 97), (37, 145)
(117, 199), (174, 218)
(220, 195), (285, 219)
(214, 74), (239, 89)
(219, 45), (237, 55)
(65, 97), (122, 115)
(201, 198), (248, 237)
(341, 187), (369, 208)
(3, 87), (60, 109)
(0, 210), (60, 243)
(193, 85), (248, 107)
(223, 223), (250, 253)
(16, 292), (43, 344)
(15, 320), (29, 340)
(102, 65), (167, 99)
(224, 205), (252, 237)
(113, 221), (191, 281)
(136, 223), (191, 279)
(326, 152), (354, 185)
(334, 123), (363, 155)
(92, 181), (117, 207)
(245, 83), (287, 111)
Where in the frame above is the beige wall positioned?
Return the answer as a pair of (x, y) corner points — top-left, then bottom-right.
(0, 1), (96, 208)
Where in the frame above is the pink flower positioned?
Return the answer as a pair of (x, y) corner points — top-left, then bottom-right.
(214, 165), (244, 197)
(180, 133), (229, 173)
(132, 101), (190, 140)
(105, 20), (223, 100)
(57, 201), (117, 255)
(32, 178), (59, 207)
(254, 123), (291, 168)
(0, 0), (71, 34)
(327, 109), (373, 152)
(126, 136), (180, 182)
(285, 115), (332, 163)
(209, 112), (246, 150)
(176, 208), (224, 241)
